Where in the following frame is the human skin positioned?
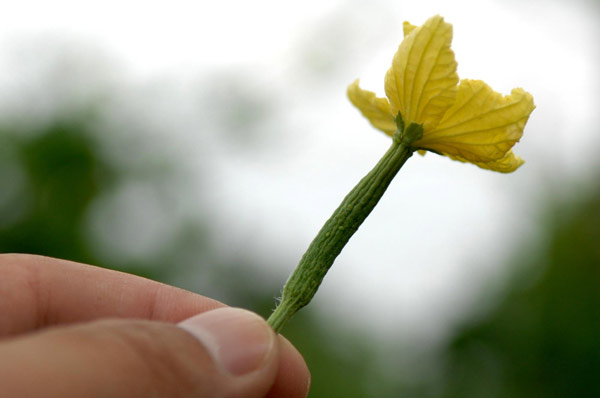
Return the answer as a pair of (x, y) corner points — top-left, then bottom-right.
(0, 254), (310, 398)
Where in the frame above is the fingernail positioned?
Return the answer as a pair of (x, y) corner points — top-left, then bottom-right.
(177, 308), (275, 376)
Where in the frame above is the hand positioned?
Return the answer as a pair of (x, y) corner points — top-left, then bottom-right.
(0, 254), (310, 397)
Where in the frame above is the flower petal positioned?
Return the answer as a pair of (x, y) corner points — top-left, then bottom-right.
(417, 79), (535, 163)
(384, 15), (458, 130)
(445, 150), (525, 173)
(347, 79), (396, 136)
(403, 21), (417, 37)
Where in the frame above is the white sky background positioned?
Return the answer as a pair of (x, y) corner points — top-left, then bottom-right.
(1, 0), (598, 344)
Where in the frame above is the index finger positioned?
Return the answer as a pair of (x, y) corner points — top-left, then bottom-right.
(0, 254), (225, 337)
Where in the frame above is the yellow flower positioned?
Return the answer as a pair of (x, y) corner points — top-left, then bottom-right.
(348, 15), (535, 173)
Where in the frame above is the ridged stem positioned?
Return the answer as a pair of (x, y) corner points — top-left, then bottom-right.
(267, 138), (413, 333)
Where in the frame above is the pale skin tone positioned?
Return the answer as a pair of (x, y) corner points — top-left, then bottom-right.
(0, 254), (310, 398)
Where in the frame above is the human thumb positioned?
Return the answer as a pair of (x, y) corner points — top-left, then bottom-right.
(0, 308), (280, 398)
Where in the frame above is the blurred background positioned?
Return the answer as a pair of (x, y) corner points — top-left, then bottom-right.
(1, 0), (599, 396)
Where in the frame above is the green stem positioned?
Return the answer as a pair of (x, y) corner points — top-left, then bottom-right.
(267, 137), (413, 333)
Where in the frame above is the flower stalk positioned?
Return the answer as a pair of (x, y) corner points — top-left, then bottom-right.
(267, 120), (421, 333)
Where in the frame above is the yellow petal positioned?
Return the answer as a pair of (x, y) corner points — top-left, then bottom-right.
(384, 15), (458, 131)
(446, 150), (525, 173)
(347, 79), (396, 136)
(403, 21), (417, 37)
(417, 79), (535, 163)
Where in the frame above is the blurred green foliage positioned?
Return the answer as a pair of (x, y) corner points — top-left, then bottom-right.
(0, 120), (113, 262)
(1, 112), (599, 397)
(434, 187), (600, 398)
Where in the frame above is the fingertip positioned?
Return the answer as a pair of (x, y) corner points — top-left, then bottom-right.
(178, 308), (281, 397)
(178, 308), (277, 377)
